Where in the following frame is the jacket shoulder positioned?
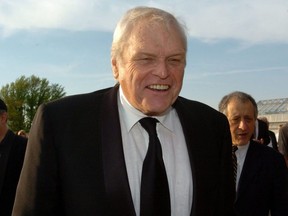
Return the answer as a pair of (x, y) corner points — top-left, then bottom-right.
(250, 141), (285, 162)
(175, 96), (227, 122)
(7, 130), (27, 147)
(46, 87), (112, 108)
(37, 87), (113, 115)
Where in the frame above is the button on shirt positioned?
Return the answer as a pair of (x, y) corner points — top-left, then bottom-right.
(118, 87), (193, 216)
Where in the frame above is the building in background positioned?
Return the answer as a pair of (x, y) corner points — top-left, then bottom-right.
(258, 98), (288, 135)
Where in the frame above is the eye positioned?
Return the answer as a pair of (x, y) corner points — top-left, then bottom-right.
(230, 117), (240, 124)
(167, 56), (185, 66)
(134, 55), (155, 65)
(142, 57), (153, 61)
(244, 117), (253, 123)
(169, 58), (180, 62)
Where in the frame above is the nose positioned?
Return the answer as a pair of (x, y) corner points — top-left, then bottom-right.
(239, 119), (248, 130)
(153, 60), (169, 79)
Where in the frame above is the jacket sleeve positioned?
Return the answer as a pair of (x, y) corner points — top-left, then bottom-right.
(13, 103), (63, 216)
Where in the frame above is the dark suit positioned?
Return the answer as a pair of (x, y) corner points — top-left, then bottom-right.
(13, 86), (235, 216)
(269, 130), (278, 151)
(234, 140), (288, 216)
(0, 130), (27, 216)
(278, 123), (288, 156)
(256, 119), (270, 146)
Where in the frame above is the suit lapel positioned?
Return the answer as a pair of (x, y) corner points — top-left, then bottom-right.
(99, 93), (215, 216)
(100, 85), (136, 216)
(236, 141), (260, 201)
(174, 99), (230, 216)
(173, 99), (201, 216)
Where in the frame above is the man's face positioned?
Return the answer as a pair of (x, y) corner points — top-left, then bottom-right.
(226, 99), (256, 146)
(112, 21), (186, 116)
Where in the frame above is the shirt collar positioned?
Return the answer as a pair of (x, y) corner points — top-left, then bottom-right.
(236, 142), (250, 157)
(118, 86), (174, 132)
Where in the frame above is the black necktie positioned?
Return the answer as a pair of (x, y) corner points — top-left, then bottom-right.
(232, 145), (238, 189)
(139, 117), (171, 216)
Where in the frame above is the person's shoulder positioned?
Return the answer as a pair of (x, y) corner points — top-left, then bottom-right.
(8, 130), (27, 147)
(50, 87), (112, 105)
(39, 87), (113, 111)
(175, 96), (226, 120)
(33, 87), (115, 121)
(280, 123), (288, 131)
(176, 96), (214, 111)
(250, 140), (284, 159)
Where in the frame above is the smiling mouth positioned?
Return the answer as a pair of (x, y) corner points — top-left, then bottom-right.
(148, 84), (170, 91)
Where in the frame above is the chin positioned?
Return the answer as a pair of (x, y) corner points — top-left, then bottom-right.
(144, 110), (165, 116)
(142, 103), (169, 114)
(143, 107), (168, 116)
(238, 141), (249, 146)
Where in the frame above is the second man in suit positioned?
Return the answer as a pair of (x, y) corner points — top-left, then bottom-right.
(219, 91), (288, 216)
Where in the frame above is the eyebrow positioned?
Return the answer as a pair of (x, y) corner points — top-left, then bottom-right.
(134, 52), (185, 58)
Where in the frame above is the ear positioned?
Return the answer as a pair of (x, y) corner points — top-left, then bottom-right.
(111, 58), (119, 80)
(0, 112), (8, 124)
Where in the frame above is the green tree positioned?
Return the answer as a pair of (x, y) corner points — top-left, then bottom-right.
(0, 75), (66, 132)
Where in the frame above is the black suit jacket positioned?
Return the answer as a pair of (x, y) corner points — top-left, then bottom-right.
(0, 130), (27, 216)
(256, 119), (270, 146)
(269, 130), (278, 151)
(235, 140), (288, 216)
(13, 86), (235, 216)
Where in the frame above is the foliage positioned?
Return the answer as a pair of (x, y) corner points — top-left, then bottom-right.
(0, 75), (66, 132)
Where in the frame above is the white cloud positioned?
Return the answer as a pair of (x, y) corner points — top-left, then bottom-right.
(0, 0), (288, 44)
(182, 0), (288, 44)
(184, 66), (288, 81)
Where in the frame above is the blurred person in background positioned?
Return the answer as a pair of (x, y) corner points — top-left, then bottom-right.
(258, 116), (278, 151)
(0, 98), (27, 216)
(253, 118), (270, 145)
(278, 122), (288, 168)
(17, 130), (28, 138)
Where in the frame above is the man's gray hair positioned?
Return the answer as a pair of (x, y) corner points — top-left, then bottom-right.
(111, 6), (187, 61)
(218, 91), (258, 118)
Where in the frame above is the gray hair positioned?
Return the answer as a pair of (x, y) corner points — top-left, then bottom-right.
(218, 91), (258, 118)
(111, 6), (187, 61)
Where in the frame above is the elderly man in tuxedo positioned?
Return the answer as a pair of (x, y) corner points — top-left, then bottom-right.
(13, 6), (235, 216)
(219, 91), (288, 216)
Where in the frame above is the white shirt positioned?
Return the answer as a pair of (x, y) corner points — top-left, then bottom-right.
(118, 87), (193, 216)
(235, 143), (250, 191)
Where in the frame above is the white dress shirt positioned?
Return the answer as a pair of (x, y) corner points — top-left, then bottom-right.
(235, 143), (250, 191)
(118, 87), (193, 216)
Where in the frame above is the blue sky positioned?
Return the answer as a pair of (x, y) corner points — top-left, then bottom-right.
(0, 0), (288, 109)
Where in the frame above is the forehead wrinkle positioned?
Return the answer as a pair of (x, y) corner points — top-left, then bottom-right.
(132, 21), (183, 47)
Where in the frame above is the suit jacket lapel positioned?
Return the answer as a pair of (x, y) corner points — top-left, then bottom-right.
(236, 141), (259, 201)
(173, 99), (201, 216)
(99, 92), (214, 216)
(173, 98), (232, 216)
(100, 85), (136, 216)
